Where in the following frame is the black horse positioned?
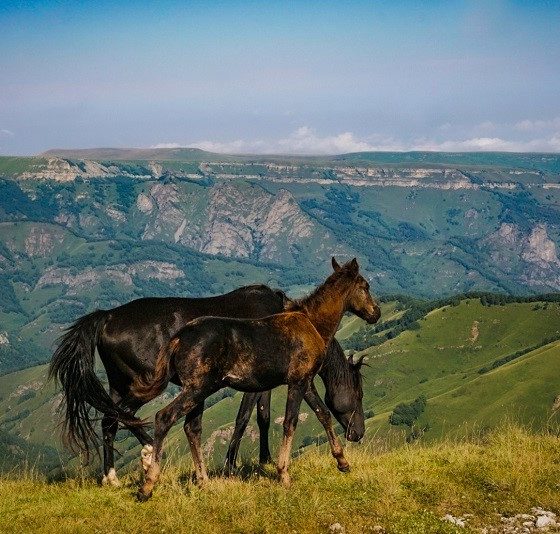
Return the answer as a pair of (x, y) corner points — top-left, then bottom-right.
(132, 258), (379, 498)
(49, 284), (366, 486)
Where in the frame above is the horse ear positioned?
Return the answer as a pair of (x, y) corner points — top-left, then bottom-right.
(332, 257), (341, 271)
(348, 258), (359, 275)
(353, 355), (368, 368)
(347, 353), (354, 364)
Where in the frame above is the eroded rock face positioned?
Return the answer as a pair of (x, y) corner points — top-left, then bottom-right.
(522, 225), (560, 267)
(24, 226), (64, 257)
(484, 223), (560, 290)
(139, 181), (330, 264)
(136, 193), (154, 214)
(36, 261), (184, 294)
(198, 184), (324, 262)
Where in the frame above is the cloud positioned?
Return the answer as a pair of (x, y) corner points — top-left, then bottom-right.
(186, 127), (404, 155)
(0, 129), (14, 138)
(513, 117), (560, 132)
(412, 136), (560, 152)
(150, 127), (560, 155)
(150, 142), (183, 149)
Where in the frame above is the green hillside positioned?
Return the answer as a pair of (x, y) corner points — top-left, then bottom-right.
(1, 297), (559, 479)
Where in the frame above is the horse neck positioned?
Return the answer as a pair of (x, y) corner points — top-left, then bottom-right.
(318, 344), (349, 386)
(299, 281), (349, 344)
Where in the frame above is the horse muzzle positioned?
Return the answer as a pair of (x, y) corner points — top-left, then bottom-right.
(346, 427), (365, 442)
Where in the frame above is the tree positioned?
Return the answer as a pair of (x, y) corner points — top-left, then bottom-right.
(389, 394), (427, 428)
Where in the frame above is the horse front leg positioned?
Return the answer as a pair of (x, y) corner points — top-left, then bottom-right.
(183, 402), (208, 485)
(303, 383), (350, 473)
(224, 392), (259, 475)
(277, 382), (307, 487)
(256, 391), (273, 465)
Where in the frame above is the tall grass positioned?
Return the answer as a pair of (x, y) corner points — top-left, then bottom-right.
(1, 424), (559, 533)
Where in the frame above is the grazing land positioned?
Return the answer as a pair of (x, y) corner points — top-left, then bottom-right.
(1, 426), (558, 533)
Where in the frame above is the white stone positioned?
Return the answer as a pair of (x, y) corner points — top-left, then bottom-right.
(536, 515), (556, 528)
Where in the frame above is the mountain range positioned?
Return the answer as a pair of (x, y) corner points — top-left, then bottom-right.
(0, 148), (559, 475)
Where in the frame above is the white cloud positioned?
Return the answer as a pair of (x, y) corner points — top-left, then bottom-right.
(275, 127), (398, 154)
(475, 121), (497, 132)
(150, 142), (183, 149)
(186, 127), (404, 155)
(412, 136), (560, 152)
(150, 127), (560, 155)
(514, 117), (560, 132)
(0, 129), (14, 138)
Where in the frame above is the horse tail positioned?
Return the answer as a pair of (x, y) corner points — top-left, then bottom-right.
(49, 310), (145, 460)
(131, 337), (180, 402)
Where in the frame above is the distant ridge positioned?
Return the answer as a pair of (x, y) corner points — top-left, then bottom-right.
(37, 148), (560, 171)
(40, 147), (216, 161)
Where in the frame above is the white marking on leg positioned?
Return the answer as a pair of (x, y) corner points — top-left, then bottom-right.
(102, 467), (120, 487)
(141, 444), (153, 473)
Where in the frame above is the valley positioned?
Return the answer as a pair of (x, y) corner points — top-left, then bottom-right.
(0, 149), (559, 482)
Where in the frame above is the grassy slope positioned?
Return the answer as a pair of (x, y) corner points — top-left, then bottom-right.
(1, 299), (560, 476)
(0, 426), (559, 533)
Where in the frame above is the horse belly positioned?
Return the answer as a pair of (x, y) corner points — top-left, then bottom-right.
(223, 364), (285, 393)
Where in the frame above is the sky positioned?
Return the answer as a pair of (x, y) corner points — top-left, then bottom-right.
(1, 0), (560, 155)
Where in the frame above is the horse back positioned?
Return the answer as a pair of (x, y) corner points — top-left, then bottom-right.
(97, 286), (286, 377)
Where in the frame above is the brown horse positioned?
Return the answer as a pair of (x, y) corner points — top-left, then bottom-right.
(132, 257), (380, 500)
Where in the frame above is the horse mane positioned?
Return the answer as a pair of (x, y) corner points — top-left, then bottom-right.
(319, 341), (353, 385)
(285, 267), (354, 315)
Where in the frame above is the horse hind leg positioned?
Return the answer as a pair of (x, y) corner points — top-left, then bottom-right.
(183, 402), (208, 485)
(277, 382), (307, 488)
(101, 413), (120, 487)
(138, 383), (216, 501)
(224, 392), (259, 475)
(256, 391), (272, 465)
(101, 387), (124, 487)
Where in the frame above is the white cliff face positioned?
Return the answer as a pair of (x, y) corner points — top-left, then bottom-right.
(138, 181), (330, 264)
(522, 225), (560, 267)
(14, 157), (551, 191)
(485, 223), (560, 289)
(18, 158), (144, 182)
(24, 226), (64, 257)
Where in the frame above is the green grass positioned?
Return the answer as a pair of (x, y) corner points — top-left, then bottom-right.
(0, 157), (48, 177)
(0, 425), (559, 533)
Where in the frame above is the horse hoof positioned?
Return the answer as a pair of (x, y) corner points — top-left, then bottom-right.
(337, 463), (351, 473)
(101, 468), (121, 487)
(136, 490), (152, 502)
(140, 444), (153, 472)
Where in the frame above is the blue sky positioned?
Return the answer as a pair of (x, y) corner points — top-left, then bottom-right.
(1, 0), (559, 154)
